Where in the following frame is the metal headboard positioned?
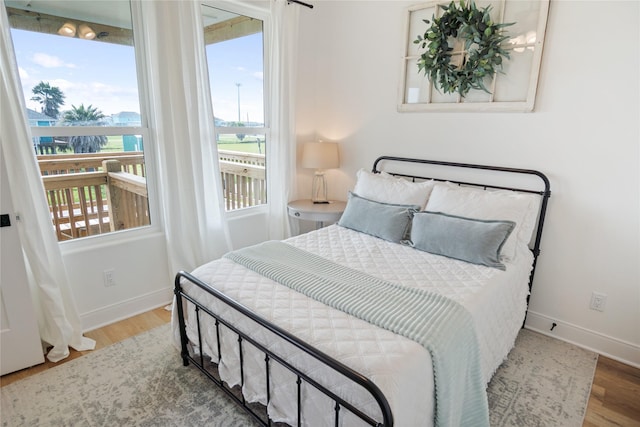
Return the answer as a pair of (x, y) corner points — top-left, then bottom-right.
(372, 156), (551, 295)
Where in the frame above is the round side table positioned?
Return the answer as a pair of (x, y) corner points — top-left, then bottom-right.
(287, 199), (346, 229)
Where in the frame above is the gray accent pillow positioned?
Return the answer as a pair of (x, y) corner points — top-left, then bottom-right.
(409, 211), (515, 270)
(338, 192), (419, 243)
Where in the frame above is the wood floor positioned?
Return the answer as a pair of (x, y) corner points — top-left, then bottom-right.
(2, 307), (639, 426)
(0, 306), (171, 387)
(584, 355), (640, 426)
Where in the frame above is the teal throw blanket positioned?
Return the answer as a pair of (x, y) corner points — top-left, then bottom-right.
(224, 241), (489, 427)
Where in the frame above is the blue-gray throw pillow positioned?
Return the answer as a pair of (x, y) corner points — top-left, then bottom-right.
(409, 211), (515, 270)
(338, 192), (419, 243)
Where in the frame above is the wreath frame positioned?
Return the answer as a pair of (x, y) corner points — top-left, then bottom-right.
(414, 1), (513, 97)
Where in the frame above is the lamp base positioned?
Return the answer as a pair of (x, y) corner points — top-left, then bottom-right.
(313, 200), (330, 204)
(311, 171), (329, 204)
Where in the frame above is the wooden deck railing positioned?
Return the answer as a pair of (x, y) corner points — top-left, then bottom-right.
(43, 171), (111, 240)
(38, 150), (265, 241)
(38, 153), (148, 241)
(37, 151), (146, 176)
(103, 159), (149, 232)
(218, 150), (266, 211)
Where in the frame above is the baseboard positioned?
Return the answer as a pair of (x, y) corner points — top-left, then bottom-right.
(80, 288), (173, 333)
(525, 310), (640, 369)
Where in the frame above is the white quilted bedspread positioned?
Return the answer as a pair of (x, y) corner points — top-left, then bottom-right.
(173, 225), (533, 427)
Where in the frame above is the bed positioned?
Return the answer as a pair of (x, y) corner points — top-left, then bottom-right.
(173, 156), (551, 427)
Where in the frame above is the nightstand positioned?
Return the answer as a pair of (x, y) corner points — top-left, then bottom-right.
(287, 199), (346, 229)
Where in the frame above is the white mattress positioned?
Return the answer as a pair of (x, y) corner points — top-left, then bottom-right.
(173, 224), (533, 426)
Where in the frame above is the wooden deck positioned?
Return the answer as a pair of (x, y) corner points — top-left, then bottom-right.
(38, 153), (149, 240)
(38, 150), (265, 241)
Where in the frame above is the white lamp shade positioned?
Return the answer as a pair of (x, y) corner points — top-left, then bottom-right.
(301, 142), (339, 170)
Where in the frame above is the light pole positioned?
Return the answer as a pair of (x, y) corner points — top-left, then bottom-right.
(235, 83), (242, 123)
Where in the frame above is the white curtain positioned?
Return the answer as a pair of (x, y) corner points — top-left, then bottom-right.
(133, 0), (231, 274)
(267, 0), (300, 240)
(0, 5), (95, 362)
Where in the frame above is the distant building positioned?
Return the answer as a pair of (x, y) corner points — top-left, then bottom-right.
(111, 111), (141, 127)
(27, 108), (56, 127)
(27, 109), (61, 154)
(111, 112), (143, 151)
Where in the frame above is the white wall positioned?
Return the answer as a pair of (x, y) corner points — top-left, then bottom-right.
(59, 210), (266, 332)
(295, 1), (640, 366)
(60, 231), (171, 331)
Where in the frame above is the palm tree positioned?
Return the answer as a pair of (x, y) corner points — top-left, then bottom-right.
(61, 104), (108, 153)
(31, 81), (65, 118)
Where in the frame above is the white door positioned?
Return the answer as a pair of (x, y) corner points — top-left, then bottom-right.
(0, 146), (44, 375)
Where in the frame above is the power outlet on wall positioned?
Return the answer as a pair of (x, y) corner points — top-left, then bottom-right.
(589, 291), (607, 312)
(104, 269), (116, 287)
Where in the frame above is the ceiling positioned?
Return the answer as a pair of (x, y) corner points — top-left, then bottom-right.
(5, 0), (242, 29)
(5, 1), (259, 46)
(5, 0), (134, 29)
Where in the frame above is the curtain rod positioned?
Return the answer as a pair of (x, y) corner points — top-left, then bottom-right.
(287, 0), (314, 9)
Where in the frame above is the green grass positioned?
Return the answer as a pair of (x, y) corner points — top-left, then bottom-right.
(100, 135), (265, 154)
(217, 134), (265, 154)
(218, 142), (264, 154)
(103, 135), (124, 152)
(99, 135), (265, 154)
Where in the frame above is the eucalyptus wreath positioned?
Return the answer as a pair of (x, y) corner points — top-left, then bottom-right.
(413, 1), (514, 96)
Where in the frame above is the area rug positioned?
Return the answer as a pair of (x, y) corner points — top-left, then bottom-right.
(487, 329), (598, 426)
(1, 324), (597, 427)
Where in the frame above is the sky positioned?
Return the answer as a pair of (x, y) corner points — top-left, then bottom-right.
(205, 33), (265, 124)
(10, 27), (265, 124)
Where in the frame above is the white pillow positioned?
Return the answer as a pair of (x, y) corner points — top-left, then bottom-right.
(353, 168), (435, 209)
(425, 183), (540, 261)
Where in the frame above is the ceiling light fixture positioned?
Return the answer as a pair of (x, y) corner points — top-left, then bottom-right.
(78, 24), (96, 40)
(57, 22), (76, 37)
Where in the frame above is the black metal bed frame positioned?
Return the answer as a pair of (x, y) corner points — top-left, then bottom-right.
(174, 156), (551, 427)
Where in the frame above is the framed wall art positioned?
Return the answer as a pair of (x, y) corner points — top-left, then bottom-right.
(398, 0), (550, 112)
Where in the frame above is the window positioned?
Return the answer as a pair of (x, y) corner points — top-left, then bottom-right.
(201, 4), (267, 211)
(6, 0), (152, 241)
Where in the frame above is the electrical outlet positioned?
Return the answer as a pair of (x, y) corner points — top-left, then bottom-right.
(103, 269), (116, 287)
(589, 291), (607, 312)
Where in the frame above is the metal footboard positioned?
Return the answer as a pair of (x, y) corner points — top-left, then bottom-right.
(174, 271), (394, 427)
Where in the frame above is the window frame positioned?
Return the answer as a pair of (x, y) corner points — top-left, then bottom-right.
(9, 0), (162, 246)
(201, 0), (271, 216)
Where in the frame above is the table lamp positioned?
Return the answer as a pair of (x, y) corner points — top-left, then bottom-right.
(301, 141), (339, 204)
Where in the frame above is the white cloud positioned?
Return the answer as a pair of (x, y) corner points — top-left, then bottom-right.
(31, 53), (76, 69)
(89, 82), (137, 96)
(253, 71), (263, 81)
(42, 79), (75, 94)
(50, 80), (140, 115)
